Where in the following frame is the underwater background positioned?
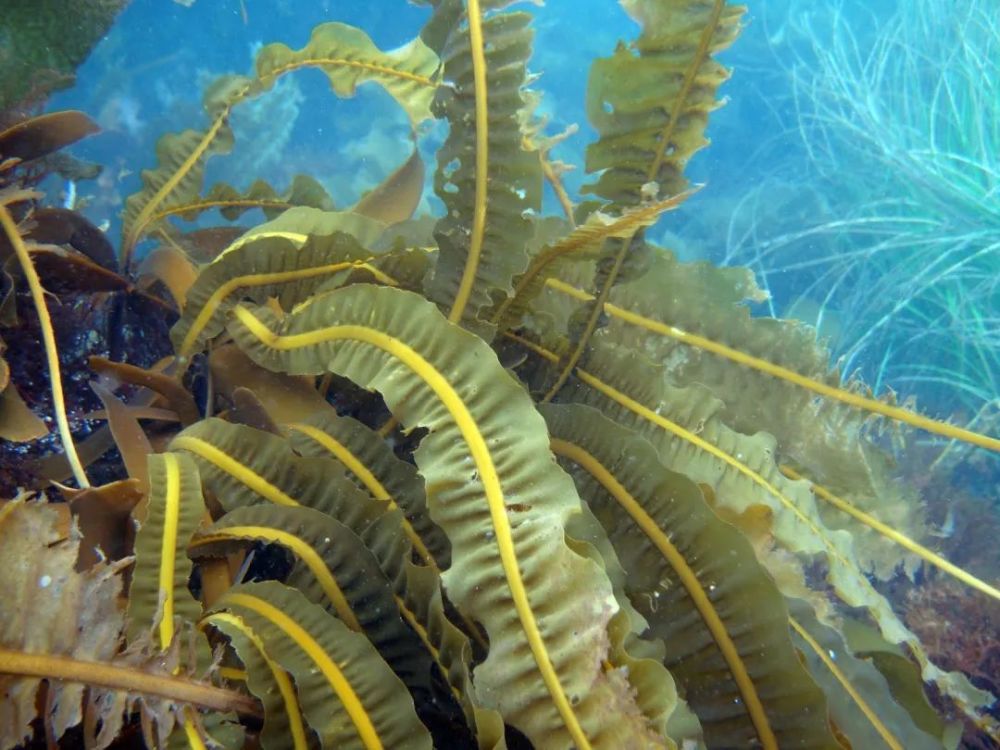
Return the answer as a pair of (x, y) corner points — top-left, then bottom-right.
(1, 0), (998, 747)
(48, 0), (1000, 445)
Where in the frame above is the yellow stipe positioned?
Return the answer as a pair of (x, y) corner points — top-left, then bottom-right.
(218, 666), (247, 682)
(218, 229), (310, 258)
(264, 58), (436, 88)
(648, 0), (724, 178)
(151, 198), (295, 227)
(544, 277), (1000, 453)
(157, 454), (182, 649)
(287, 422), (438, 569)
(179, 259), (394, 357)
(235, 305), (592, 750)
(448, 0), (489, 324)
(788, 616), (903, 750)
(376, 413), (400, 438)
(203, 611), (309, 750)
(182, 708), (207, 750)
(393, 593), (465, 704)
(550, 438), (778, 750)
(0, 205), (89, 488)
(781, 466), (1000, 601)
(123, 98), (247, 264)
(503, 331), (560, 363)
(541, 0), (724, 402)
(490, 192), (694, 326)
(222, 591), (383, 750)
(194, 526), (362, 631)
(170, 435), (298, 506)
(288, 425), (390, 499)
(575, 369), (876, 593)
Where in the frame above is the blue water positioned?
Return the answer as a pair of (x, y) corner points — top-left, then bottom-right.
(48, 0), (998, 465)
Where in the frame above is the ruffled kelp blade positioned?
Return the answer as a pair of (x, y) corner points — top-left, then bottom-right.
(560, 337), (994, 722)
(425, 6), (543, 334)
(203, 580), (432, 749)
(170, 418), (387, 534)
(126, 453), (205, 650)
(171, 221), (383, 358)
(254, 22), (440, 127)
(544, 0), (745, 400)
(121, 76), (253, 264)
(583, 0), (744, 209)
(190, 504), (436, 700)
(541, 403), (841, 750)
(166, 174), (335, 226)
(286, 408), (450, 569)
(228, 282), (667, 748)
(786, 599), (949, 750)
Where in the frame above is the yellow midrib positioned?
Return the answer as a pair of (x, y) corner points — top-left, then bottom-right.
(781, 465), (1000, 601)
(221, 592), (383, 750)
(575, 368), (865, 580)
(203, 611), (309, 750)
(789, 616), (903, 750)
(179, 258), (391, 357)
(157, 454), (182, 649)
(194, 525), (362, 632)
(124, 106), (236, 261)
(234, 304), (593, 750)
(543, 276), (1000, 453)
(170, 435), (299, 506)
(287, 422), (439, 569)
(448, 0), (490, 324)
(265, 57), (435, 88)
(550, 437), (778, 750)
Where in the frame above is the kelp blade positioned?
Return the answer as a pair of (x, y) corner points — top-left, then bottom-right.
(204, 580), (432, 749)
(228, 283), (666, 748)
(541, 403), (839, 750)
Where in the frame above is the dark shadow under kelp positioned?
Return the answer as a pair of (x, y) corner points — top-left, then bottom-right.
(0, 1), (998, 748)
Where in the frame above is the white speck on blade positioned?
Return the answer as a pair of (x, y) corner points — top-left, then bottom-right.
(38, 575), (52, 588)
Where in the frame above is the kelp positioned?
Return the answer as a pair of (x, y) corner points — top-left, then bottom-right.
(204, 581), (433, 749)
(3, 0), (1000, 747)
(353, 146), (426, 226)
(540, 0), (744, 401)
(229, 284), (666, 747)
(555, 336), (991, 716)
(0, 500), (124, 748)
(583, 0), (742, 209)
(121, 23), (440, 265)
(541, 403), (840, 749)
(191, 505), (434, 693)
(254, 22), (440, 127)
(162, 175), (335, 226)
(172, 218), (384, 358)
(126, 453), (205, 649)
(786, 599), (950, 750)
(425, 3), (543, 335)
(286, 408), (451, 569)
(0, 111), (99, 166)
(121, 75), (252, 265)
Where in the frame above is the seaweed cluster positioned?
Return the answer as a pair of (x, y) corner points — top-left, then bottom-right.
(0, 1), (998, 749)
